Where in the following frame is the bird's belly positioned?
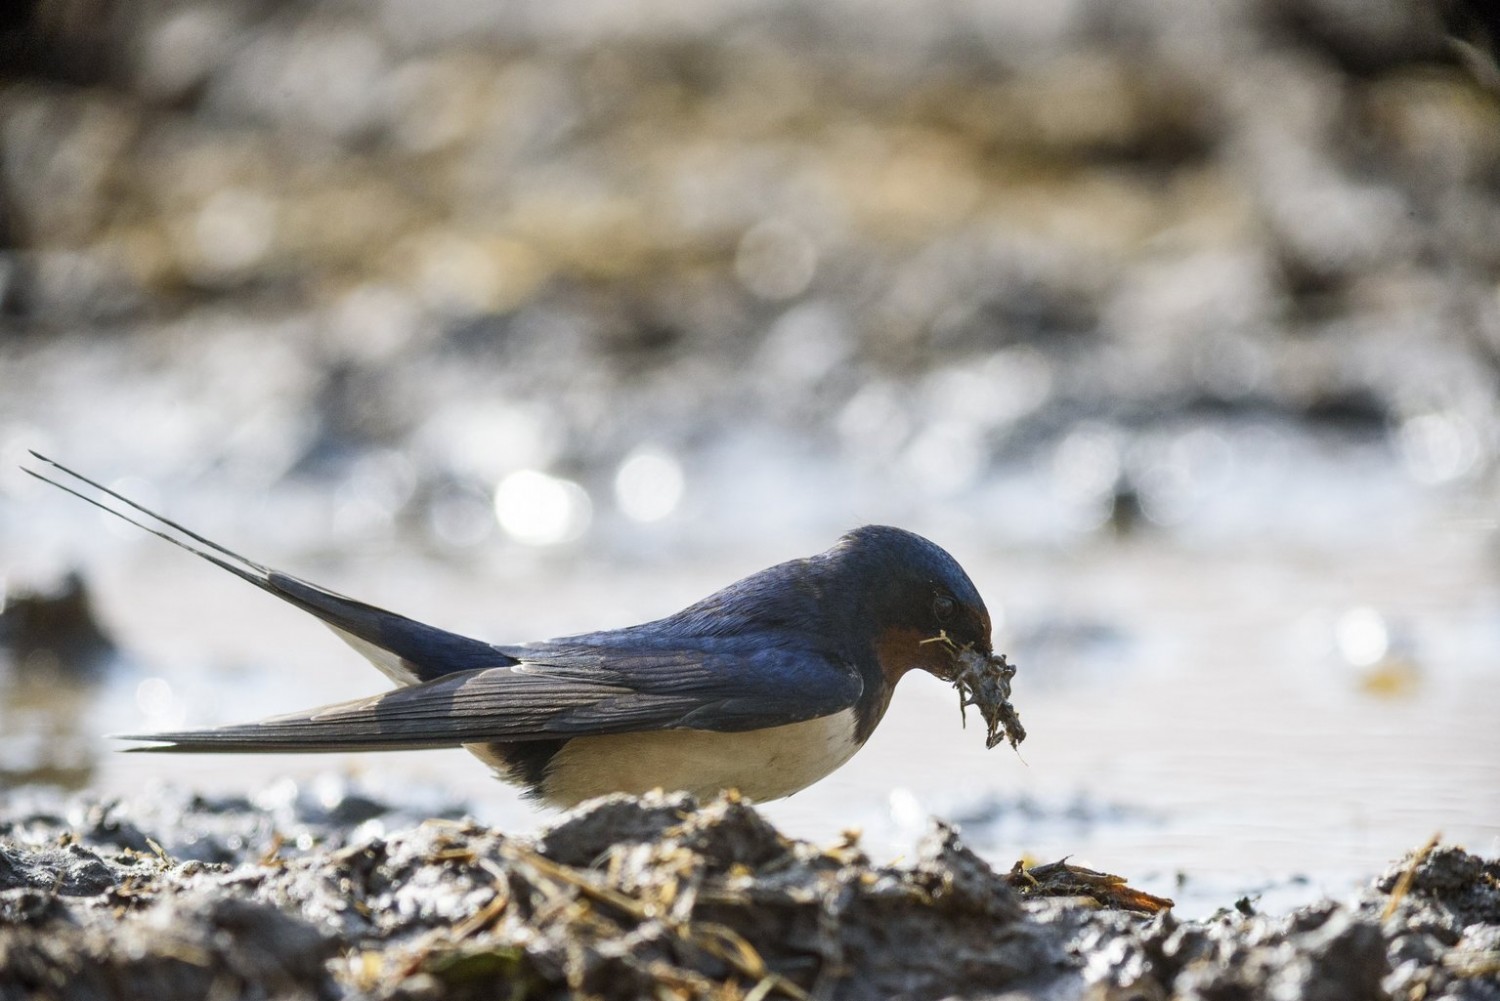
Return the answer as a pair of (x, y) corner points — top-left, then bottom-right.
(485, 709), (863, 808)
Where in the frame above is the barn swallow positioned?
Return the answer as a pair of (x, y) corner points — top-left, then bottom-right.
(26, 453), (1013, 807)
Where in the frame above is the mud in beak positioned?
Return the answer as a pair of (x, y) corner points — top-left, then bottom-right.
(950, 645), (1026, 751)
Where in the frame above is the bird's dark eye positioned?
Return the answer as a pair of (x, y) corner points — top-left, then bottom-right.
(933, 594), (956, 622)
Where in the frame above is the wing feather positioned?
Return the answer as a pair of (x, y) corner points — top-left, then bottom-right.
(120, 639), (862, 753)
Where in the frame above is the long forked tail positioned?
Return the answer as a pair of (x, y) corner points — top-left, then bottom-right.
(23, 453), (513, 683)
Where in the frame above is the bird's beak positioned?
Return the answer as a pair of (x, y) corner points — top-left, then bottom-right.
(920, 631), (989, 683)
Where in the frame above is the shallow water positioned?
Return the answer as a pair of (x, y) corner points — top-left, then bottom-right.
(5, 443), (1496, 917)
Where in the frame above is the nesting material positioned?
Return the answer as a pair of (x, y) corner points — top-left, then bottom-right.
(926, 634), (1027, 751)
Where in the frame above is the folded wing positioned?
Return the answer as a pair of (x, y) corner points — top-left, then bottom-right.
(120, 638), (863, 753)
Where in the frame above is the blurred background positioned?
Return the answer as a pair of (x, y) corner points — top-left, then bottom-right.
(2, 0), (1499, 913)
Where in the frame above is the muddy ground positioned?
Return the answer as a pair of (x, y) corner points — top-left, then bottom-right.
(1, 782), (1496, 1000)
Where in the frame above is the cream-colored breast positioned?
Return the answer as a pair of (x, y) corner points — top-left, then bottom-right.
(482, 709), (863, 808)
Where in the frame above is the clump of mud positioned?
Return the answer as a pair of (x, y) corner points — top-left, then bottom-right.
(940, 642), (1025, 752)
(1, 786), (1496, 1000)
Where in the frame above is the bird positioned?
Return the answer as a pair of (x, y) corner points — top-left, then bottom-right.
(26, 453), (1003, 808)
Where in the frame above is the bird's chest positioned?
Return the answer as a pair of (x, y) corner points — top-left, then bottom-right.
(534, 709), (864, 807)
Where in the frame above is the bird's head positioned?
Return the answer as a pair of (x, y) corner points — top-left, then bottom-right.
(828, 525), (994, 684)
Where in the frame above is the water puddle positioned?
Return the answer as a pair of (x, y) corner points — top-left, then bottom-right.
(5, 484), (1496, 917)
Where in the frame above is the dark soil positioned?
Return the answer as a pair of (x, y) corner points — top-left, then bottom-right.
(1, 784), (1496, 1000)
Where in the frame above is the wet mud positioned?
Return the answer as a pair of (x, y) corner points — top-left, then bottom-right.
(2, 784), (1496, 1000)
(948, 646), (1025, 752)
